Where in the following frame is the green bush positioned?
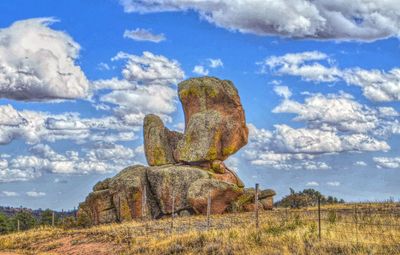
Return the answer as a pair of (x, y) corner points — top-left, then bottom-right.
(76, 212), (91, 228)
(9, 211), (36, 231)
(0, 213), (10, 234)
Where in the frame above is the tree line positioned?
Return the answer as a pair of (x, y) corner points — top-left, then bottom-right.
(275, 188), (345, 208)
(0, 209), (90, 234)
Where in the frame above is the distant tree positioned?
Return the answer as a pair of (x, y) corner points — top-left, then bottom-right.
(40, 209), (55, 226)
(0, 213), (10, 234)
(9, 211), (36, 231)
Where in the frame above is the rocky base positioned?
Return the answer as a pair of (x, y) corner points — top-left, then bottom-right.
(78, 164), (275, 225)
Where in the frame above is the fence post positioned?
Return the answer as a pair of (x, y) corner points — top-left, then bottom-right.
(255, 183), (259, 229)
(171, 189), (175, 234)
(17, 219), (20, 232)
(354, 204), (358, 244)
(142, 185), (147, 220)
(285, 208), (288, 222)
(52, 211), (55, 227)
(118, 196), (121, 222)
(207, 190), (211, 231)
(318, 196), (321, 241)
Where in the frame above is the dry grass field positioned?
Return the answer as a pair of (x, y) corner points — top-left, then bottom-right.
(1, 203), (399, 255)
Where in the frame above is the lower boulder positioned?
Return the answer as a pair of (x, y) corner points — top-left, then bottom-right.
(108, 165), (159, 220)
(147, 165), (209, 216)
(78, 164), (248, 224)
(188, 179), (243, 214)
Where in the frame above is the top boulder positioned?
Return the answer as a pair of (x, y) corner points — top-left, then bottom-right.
(175, 77), (248, 163)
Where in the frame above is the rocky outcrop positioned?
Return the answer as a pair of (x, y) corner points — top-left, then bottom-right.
(78, 77), (275, 225)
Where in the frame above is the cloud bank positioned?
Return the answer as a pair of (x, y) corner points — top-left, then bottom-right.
(262, 51), (400, 102)
(120, 0), (400, 41)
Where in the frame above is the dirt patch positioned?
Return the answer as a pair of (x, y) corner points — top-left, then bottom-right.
(3, 236), (123, 255)
(53, 240), (120, 255)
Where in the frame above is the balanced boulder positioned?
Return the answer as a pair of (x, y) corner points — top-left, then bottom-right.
(175, 77), (248, 163)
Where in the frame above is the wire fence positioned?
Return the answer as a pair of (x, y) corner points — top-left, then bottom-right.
(122, 183), (400, 253)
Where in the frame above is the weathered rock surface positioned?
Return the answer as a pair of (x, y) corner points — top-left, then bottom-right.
(175, 77), (249, 163)
(144, 114), (183, 166)
(79, 189), (116, 225)
(260, 197), (274, 210)
(78, 164), (247, 224)
(78, 165), (154, 224)
(147, 165), (209, 215)
(188, 179), (243, 214)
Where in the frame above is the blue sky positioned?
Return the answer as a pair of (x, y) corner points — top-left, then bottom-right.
(0, 0), (399, 210)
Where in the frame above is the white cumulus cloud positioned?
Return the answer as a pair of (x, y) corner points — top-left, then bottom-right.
(273, 92), (379, 133)
(244, 122), (389, 170)
(124, 28), (166, 43)
(112, 51), (184, 86)
(26, 191), (46, 197)
(208, 58), (223, 68)
(354, 161), (367, 166)
(0, 18), (89, 101)
(374, 157), (400, 169)
(1, 191), (19, 197)
(327, 181), (341, 187)
(192, 65), (209, 76)
(306, 181), (319, 187)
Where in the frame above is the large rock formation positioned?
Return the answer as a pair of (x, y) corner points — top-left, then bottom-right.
(78, 77), (275, 225)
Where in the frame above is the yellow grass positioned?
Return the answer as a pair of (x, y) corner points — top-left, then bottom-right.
(1, 203), (399, 255)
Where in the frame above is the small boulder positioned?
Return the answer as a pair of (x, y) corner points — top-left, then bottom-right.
(231, 188), (276, 212)
(260, 197), (274, 210)
(259, 189), (276, 199)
